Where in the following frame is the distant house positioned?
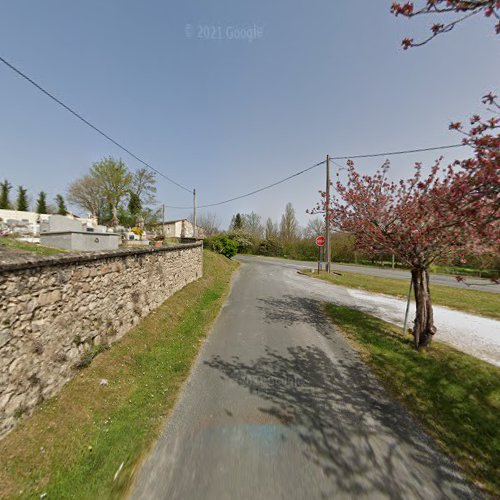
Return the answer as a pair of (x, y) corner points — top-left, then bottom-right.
(158, 219), (204, 239)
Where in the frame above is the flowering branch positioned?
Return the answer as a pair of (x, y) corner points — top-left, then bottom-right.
(391, 1), (500, 49)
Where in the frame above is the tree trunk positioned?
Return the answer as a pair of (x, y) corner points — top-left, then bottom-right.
(111, 205), (119, 227)
(411, 267), (436, 349)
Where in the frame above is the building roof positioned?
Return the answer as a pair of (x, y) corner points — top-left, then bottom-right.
(161, 219), (191, 225)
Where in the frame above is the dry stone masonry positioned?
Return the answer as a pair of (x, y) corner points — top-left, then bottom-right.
(0, 243), (203, 438)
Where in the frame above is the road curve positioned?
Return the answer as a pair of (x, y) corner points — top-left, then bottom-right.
(132, 257), (477, 499)
(248, 255), (499, 294)
(237, 256), (500, 367)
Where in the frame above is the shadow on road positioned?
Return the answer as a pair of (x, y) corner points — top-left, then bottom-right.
(257, 294), (335, 331)
(205, 294), (475, 499)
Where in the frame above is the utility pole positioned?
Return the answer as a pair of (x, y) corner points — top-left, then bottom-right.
(325, 154), (331, 273)
(193, 189), (197, 239)
(161, 204), (165, 238)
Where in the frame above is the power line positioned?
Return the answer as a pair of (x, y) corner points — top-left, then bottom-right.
(331, 159), (347, 170)
(201, 159), (327, 208)
(0, 54), (193, 193)
(0, 53), (472, 208)
(331, 143), (466, 160)
(330, 142), (475, 173)
(164, 159), (327, 209)
(166, 142), (469, 209)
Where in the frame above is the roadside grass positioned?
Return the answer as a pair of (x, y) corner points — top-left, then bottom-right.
(0, 237), (66, 256)
(302, 269), (500, 320)
(324, 304), (500, 497)
(432, 264), (498, 280)
(0, 250), (238, 499)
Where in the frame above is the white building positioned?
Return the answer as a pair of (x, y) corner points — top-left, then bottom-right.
(159, 219), (203, 239)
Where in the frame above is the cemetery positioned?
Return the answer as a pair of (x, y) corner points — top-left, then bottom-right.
(40, 215), (120, 251)
(0, 210), (119, 251)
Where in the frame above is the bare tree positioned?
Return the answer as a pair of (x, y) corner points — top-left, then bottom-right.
(190, 211), (220, 237)
(242, 212), (264, 240)
(303, 217), (325, 239)
(279, 202), (298, 243)
(265, 217), (278, 239)
(67, 175), (105, 219)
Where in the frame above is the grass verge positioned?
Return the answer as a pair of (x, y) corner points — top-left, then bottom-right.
(324, 304), (500, 497)
(0, 237), (66, 256)
(303, 270), (500, 320)
(0, 250), (238, 499)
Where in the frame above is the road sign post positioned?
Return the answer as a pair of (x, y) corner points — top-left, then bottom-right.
(316, 236), (325, 274)
(316, 235), (325, 247)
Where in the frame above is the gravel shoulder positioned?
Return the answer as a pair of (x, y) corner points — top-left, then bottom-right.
(241, 256), (500, 367)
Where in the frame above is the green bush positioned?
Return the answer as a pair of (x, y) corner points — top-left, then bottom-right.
(257, 239), (284, 257)
(206, 235), (238, 259)
(226, 230), (255, 254)
(285, 240), (318, 261)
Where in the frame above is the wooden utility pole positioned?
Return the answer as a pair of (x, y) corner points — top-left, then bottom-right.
(193, 189), (197, 239)
(325, 154), (331, 273)
(161, 204), (165, 238)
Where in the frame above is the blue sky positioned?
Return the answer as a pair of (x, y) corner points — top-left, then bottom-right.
(0, 1), (498, 228)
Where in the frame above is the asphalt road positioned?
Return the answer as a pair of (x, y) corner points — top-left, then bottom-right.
(247, 255), (499, 294)
(132, 258), (477, 499)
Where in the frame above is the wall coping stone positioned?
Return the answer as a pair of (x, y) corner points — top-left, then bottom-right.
(0, 242), (203, 273)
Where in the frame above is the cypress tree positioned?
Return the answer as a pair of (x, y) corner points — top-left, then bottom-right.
(36, 191), (48, 214)
(16, 186), (29, 211)
(0, 180), (12, 209)
(55, 194), (68, 215)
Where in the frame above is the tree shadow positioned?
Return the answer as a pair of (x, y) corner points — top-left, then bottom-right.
(204, 294), (477, 499)
(257, 295), (333, 332)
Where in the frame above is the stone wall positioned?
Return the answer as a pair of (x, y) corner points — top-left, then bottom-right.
(0, 243), (203, 438)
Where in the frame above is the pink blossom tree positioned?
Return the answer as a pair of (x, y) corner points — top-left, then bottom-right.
(313, 101), (499, 349)
(391, 1), (499, 49)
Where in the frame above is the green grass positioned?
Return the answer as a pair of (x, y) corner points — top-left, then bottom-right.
(432, 264), (498, 279)
(0, 250), (238, 499)
(303, 269), (500, 320)
(324, 304), (500, 497)
(0, 237), (66, 256)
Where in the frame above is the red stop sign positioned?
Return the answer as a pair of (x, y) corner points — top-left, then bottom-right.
(316, 236), (325, 247)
